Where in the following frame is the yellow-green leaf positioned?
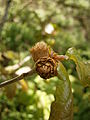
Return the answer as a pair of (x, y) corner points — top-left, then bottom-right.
(66, 47), (90, 87)
(49, 62), (73, 120)
(4, 83), (16, 99)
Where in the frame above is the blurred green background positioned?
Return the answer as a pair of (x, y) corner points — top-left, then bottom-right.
(0, 0), (90, 120)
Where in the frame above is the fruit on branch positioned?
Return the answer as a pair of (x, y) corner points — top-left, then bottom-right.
(31, 41), (58, 79)
(30, 41), (67, 79)
(36, 57), (58, 79)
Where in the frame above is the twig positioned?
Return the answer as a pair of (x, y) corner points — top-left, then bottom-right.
(0, 0), (32, 31)
(58, 0), (90, 10)
(0, 0), (11, 31)
(0, 67), (36, 88)
(9, 0), (33, 21)
(20, 0), (32, 11)
(5, 55), (31, 72)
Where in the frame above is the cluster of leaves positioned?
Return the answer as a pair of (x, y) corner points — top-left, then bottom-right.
(0, 0), (90, 120)
(49, 47), (90, 120)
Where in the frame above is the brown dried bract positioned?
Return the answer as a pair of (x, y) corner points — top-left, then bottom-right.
(36, 57), (58, 79)
(30, 41), (49, 62)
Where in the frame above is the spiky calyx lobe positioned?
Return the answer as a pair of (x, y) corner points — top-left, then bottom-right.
(30, 41), (49, 62)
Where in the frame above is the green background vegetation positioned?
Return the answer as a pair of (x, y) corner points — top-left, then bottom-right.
(0, 0), (90, 120)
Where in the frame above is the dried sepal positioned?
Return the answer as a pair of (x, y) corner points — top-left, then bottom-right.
(36, 57), (58, 79)
(30, 41), (49, 62)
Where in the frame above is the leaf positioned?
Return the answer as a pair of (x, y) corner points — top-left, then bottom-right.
(66, 47), (90, 87)
(19, 79), (28, 92)
(49, 62), (73, 120)
(4, 83), (16, 99)
(4, 51), (18, 60)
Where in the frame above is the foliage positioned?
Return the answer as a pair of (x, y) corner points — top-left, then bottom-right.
(0, 0), (90, 120)
(49, 62), (73, 120)
(66, 47), (90, 87)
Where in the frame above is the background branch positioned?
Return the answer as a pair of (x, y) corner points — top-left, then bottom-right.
(0, 67), (36, 88)
(0, 0), (12, 31)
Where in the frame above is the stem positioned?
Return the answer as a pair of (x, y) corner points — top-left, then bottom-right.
(0, 68), (36, 88)
(0, 0), (12, 31)
(57, 55), (69, 61)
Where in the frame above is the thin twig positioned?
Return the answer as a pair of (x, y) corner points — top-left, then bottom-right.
(0, 0), (32, 31)
(0, 67), (36, 88)
(5, 55), (31, 72)
(9, 0), (33, 21)
(58, 0), (90, 10)
(0, 0), (11, 31)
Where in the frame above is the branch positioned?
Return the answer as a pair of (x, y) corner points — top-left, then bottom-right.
(5, 55), (31, 73)
(0, 0), (12, 31)
(9, 0), (33, 21)
(0, 67), (36, 88)
(58, 0), (89, 10)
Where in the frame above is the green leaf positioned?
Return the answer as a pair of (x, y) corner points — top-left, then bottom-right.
(4, 83), (16, 99)
(66, 47), (90, 87)
(49, 62), (73, 120)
